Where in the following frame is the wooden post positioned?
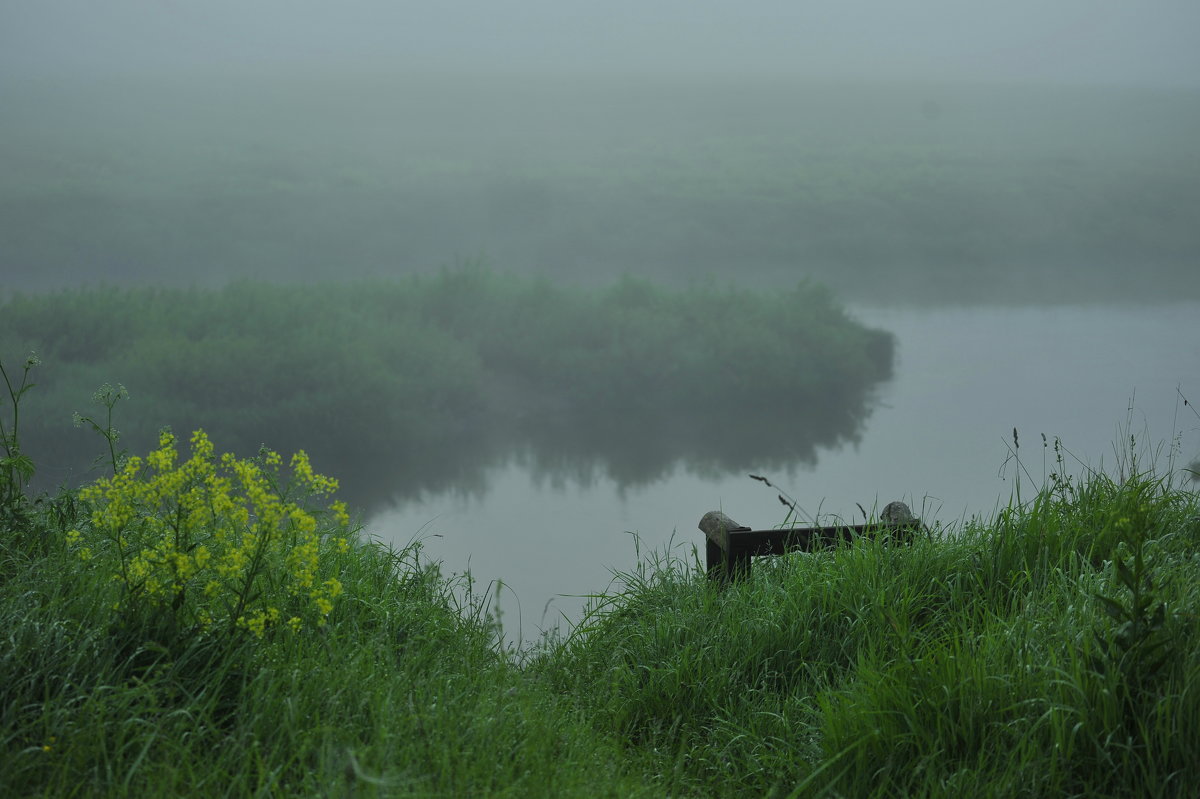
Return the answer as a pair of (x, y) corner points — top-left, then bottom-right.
(699, 510), (751, 581)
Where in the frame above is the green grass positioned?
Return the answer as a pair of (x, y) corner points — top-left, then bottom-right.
(535, 466), (1200, 797)
(4, 356), (1200, 796)
(1, 523), (651, 797)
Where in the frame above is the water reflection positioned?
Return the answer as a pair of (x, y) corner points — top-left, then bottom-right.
(326, 389), (882, 515)
(370, 303), (1200, 646)
(21, 340), (887, 524)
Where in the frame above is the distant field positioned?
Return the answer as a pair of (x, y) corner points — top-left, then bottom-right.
(3, 75), (1198, 302)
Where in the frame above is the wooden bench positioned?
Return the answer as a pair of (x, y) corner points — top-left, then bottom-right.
(700, 502), (920, 583)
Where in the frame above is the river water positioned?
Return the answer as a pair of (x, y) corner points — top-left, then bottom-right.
(370, 302), (1200, 646)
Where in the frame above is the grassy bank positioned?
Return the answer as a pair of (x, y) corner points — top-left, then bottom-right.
(4, 356), (1199, 796)
(1, 271), (892, 509)
(542, 468), (1200, 797)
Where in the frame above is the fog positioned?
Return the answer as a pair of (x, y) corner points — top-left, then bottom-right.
(5, 1), (1200, 299)
(3, 1), (1199, 637)
(4, 1), (1200, 86)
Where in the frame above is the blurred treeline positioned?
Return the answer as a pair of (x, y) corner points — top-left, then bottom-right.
(4, 76), (1198, 303)
(1, 271), (892, 512)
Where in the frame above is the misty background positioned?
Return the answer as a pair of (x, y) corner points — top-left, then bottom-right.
(5, 1), (1200, 85)
(4, 1), (1200, 300)
(3, 1), (1198, 637)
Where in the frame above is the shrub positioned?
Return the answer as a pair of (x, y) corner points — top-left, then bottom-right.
(69, 427), (351, 647)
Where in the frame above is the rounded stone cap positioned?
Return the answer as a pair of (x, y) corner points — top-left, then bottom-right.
(881, 501), (917, 526)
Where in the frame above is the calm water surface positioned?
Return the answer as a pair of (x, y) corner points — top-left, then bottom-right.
(371, 303), (1200, 645)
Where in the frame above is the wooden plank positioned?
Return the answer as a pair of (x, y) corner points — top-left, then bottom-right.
(700, 506), (919, 582)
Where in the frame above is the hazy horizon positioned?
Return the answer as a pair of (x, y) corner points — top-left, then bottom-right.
(4, 1), (1200, 88)
(4, 1), (1199, 300)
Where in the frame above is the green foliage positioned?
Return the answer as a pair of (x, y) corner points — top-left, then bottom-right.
(1088, 484), (1182, 732)
(0, 352), (39, 518)
(0, 359), (649, 796)
(72, 381), (129, 475)
(1, 521), (648, 797)
(6, 353), (1200, 797)
(2, 272), (893, 510)
(545, 470), (1200, 797)
(72, 427), (351, 649)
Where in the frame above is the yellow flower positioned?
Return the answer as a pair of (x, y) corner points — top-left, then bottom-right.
(290, 507), (318, 535)
(76, 427), (348, 641)
(331, 501), (351, 529)
(239, 611), (269, 638)
(290, 450), (338, 495)
(189, 429), (214, 460)
(147, 430), (177, 471)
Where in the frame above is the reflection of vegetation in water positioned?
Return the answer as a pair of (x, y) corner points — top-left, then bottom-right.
(514, 394), (871, 490)
(3, 271), (892, 513)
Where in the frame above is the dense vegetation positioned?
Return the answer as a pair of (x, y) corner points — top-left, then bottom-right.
(4, 77), (1199, 303)
(1, 271), (892, 509)
(3, 355), (1199, 797)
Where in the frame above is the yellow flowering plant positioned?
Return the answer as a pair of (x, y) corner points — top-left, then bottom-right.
(69, 428), (352, 642)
